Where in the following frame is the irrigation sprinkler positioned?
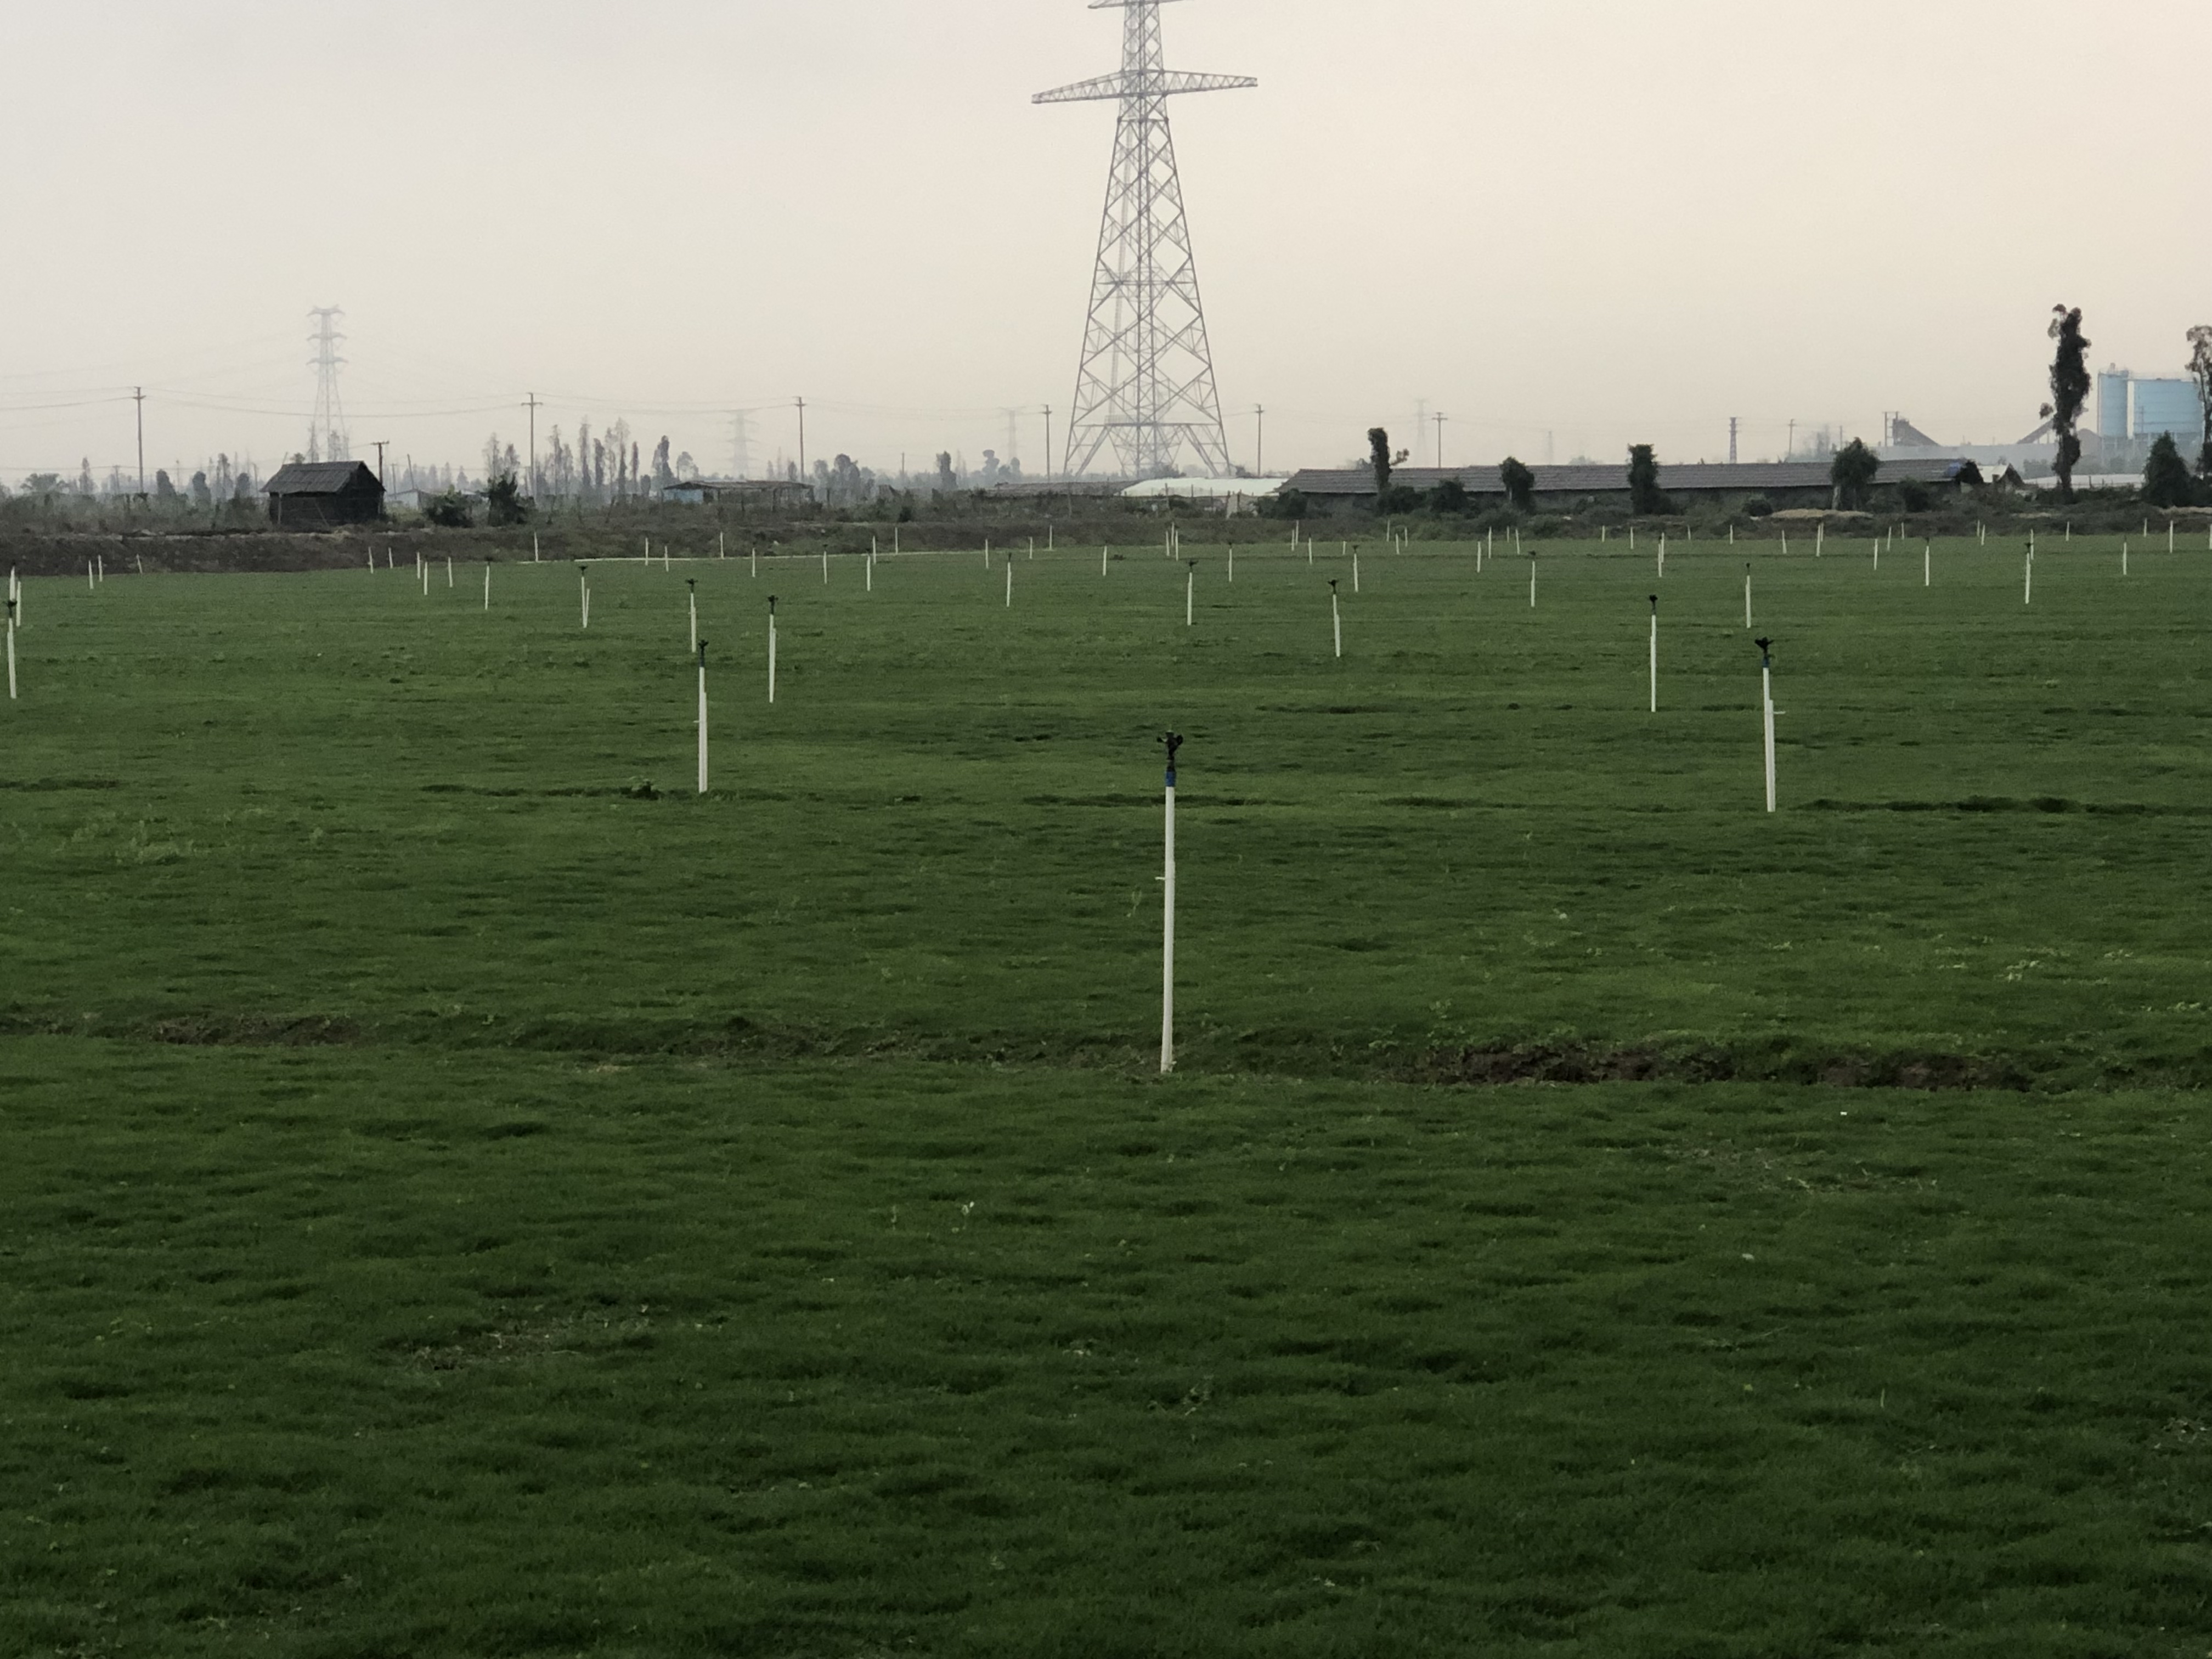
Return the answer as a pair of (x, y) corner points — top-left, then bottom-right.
(1649, 595), (1659, 714)
(688, 578), (698, 652)
(696, 641), (710, 794)
(1329, 579), (1342, 659)
(767, 596), (778, 704)
(1756, 637), (1777, 813)
(1159, 731), (1183, 1076)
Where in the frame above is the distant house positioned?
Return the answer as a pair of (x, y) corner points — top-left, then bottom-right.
(662, 478), (810, 510)
(265, 461), (384, 527)
(1280, 458), (1987, 511)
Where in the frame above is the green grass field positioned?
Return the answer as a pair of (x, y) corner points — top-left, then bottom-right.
(4, 534), (2211, 1655)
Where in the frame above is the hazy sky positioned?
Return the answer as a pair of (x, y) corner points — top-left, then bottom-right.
(4, 0), (2208, 485)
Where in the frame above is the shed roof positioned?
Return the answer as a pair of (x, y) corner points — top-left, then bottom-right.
(266, 461), (381, 496)
(1282, 458), (1979, 498)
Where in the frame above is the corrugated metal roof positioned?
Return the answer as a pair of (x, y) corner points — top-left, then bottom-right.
(1282, 459), (1978, 497)
(266, 461), (380, 495)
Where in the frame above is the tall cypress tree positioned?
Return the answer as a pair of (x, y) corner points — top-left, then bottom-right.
(2047, 306), (2091, 504)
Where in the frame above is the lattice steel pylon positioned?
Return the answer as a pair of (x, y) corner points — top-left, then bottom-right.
(1037, 1), (1254, 480)
(306, 307), (350, 463)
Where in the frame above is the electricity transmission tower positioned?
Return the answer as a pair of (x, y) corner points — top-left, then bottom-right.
(1037, 1), (1254, 480)
(306, 308), (350, 462)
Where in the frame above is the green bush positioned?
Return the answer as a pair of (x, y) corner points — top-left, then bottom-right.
(2142, 434), (2196, 508)
(486, 473), (529, 527)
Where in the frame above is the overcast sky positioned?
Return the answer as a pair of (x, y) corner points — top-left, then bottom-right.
(3, 0), (2207, 485)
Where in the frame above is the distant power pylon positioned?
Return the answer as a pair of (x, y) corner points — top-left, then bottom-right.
(730, 410), (753, 479)
(306, 308), (349, 463)
(1037, 1), (1254, 480)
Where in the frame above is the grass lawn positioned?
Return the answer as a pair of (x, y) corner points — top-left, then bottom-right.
(3, 534), (2210, 1654)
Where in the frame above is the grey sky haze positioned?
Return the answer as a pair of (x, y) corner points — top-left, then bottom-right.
(3, 0), (2207, 484)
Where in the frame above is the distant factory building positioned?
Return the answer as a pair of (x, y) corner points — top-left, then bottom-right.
(1280, 457), (1982, 510)
(264, 461), (385, 528)
(2097, 368), (2203, 442)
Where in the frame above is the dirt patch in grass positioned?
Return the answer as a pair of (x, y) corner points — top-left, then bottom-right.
(1409, 1042), (2038, 1092)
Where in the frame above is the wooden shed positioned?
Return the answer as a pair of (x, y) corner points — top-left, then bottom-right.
(265, 461), (385, 528)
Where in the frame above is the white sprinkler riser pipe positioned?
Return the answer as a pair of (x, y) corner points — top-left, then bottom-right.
(1763, 668), (1778, 814)
(1161, 780), (1176, 1075)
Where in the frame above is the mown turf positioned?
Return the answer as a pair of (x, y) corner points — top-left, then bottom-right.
(5, 1039), (2211, 1657)
(3, 536), (2210, 1080)
(3, 536), (2210, 1654)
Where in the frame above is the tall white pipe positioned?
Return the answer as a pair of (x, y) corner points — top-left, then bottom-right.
(1160, 736), (1181, 1075)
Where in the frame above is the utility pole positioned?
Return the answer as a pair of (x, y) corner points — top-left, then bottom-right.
(371, 441), (388, 484)
(524, 393), (542, 499)
(132, 387), (145, 497)
(1435, 411), (1447, 470)
(1042, 405), (1053, 483)
(795, 397), (806, 494)
(1254, 404), (1265, 475)
(1729, 416), (1739, 465)
(1787, 419), (1797, 460)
